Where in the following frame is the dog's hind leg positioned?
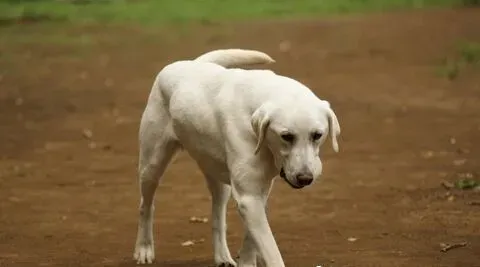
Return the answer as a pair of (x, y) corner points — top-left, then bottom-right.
(134, 112), (180, 265)
(205, 177), (237, 267)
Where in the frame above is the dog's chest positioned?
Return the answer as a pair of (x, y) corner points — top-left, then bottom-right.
(169, 99), (229, 178)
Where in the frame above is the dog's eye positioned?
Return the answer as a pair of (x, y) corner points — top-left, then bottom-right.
(281, 133), (295, 143)
(311, 132), (323, 141)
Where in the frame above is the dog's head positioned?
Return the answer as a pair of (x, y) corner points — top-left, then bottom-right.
(251, 100), (340, 189)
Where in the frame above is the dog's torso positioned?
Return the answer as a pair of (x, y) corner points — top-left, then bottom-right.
(147, 60), (309, 183)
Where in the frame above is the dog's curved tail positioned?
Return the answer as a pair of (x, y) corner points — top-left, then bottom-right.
(194, 49), (275, 68)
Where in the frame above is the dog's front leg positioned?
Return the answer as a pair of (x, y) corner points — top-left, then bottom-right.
(237, 181), (272, 267)
(232, 181), (284, 267)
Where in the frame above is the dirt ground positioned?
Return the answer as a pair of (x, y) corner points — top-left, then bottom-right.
(1, 7), (480, 267)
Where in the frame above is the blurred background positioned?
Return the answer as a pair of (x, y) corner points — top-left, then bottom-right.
(0, 1), (479, 266)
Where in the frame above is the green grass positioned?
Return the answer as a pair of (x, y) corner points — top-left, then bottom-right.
(0, 0), (470, 25)
(437, 41), (480, 80)
(459, 41), (480, 64)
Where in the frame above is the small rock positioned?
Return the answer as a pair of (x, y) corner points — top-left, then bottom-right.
(189, 216), (208, 223)
(450, 137), (457, 145)
(278, 41), (291, 53)
(421, 151), (434, 159)
(82, 129), (93, 139)
(181, 238), (205, 247)
(453, 159), (467, 166)
(115, 117), (126, 125)
(447, 195), (455, 202)
(181, 240), (195, 247)
(441, 180), (454, 189)
(440, 241), (467, 252)
(347, 237), (358, 242)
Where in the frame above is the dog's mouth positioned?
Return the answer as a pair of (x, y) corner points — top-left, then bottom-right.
(280, 168), (304, 189)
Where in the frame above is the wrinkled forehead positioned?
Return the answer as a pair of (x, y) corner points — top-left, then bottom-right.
(271, 106), (329, 133)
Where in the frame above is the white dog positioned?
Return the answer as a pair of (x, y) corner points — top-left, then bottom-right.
(133, 49), (341, 267)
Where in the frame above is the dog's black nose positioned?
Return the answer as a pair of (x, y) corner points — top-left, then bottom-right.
(296, 173), (313, 186)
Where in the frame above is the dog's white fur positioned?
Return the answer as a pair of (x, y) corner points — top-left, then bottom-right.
(133, 49), (341, 267)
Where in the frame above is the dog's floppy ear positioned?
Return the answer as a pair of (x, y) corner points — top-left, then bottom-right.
(251, 103), (274, 154)
(322, 101), (341, 152)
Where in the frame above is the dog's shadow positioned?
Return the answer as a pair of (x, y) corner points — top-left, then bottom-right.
(115, 258), (214, 267)
(116, 259), (266, 267)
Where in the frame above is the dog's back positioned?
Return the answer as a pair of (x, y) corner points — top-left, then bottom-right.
(140, 49), (276, 173)
(151, 49), (275, 107)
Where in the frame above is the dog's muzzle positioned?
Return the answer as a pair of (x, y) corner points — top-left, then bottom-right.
(280, 168), (305, 189)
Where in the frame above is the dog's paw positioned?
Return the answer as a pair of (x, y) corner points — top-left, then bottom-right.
(234, 254), (258, 267)
(214, 252), (237, 267)
(134, 243), (155, 264)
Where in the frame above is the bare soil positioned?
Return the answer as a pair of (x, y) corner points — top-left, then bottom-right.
(1, 7), (480, 267)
